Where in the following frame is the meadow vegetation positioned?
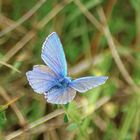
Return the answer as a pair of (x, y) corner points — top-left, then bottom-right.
(0, 0), (140, 140)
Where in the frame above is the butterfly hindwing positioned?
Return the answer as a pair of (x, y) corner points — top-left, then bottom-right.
(45, 86), (76, 104)
(26, 65), (58, 94)
(41, 32), (67, 78)
(70, 76), (108, 93)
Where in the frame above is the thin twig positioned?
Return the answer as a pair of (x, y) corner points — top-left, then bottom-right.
(5, 109), (64, 140)
(1, 31), (35, 62)
(0, 0), (46, 37)
(74, 0), (102, 32)
(0, 60), (21, 73)
(0, 14), (27, 34)
(91, 0), (117, 54)
(37, 0), (73, 29)
(69, 52), (106, 76)
(97, 7), (139, 92)
(30, 122), (64, 135)
(0, 86), (26, 126)
(93, 114), (107, 131)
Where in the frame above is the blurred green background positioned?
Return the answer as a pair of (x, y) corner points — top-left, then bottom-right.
(0, 0), (140, 140)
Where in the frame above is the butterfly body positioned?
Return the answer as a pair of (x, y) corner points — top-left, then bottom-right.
(57, 77), (71, 88)
(26, 32), (108, 104)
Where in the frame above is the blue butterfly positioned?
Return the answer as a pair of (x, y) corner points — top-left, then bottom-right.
(26, 32), (108, 104)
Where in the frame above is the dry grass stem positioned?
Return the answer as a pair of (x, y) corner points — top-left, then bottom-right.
(97, 7), (139, 92)
(0, 0), (46, 37)
(0, 60), (21, 73)
(0, 15), (27, 34)
(0, 86), (26, 126)
(1, 0), (71, 67)
(5, 96), (110, 140)
(74, 0), (139, 93)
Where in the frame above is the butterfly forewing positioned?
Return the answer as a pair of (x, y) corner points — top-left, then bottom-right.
(70, 76), (108, 93)
(41, 32), (67, 78)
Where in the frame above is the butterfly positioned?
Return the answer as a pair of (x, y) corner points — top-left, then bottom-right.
(26, 32), (108, 104)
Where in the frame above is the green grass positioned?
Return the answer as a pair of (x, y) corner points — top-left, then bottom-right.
(0, 0), (140, 139)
